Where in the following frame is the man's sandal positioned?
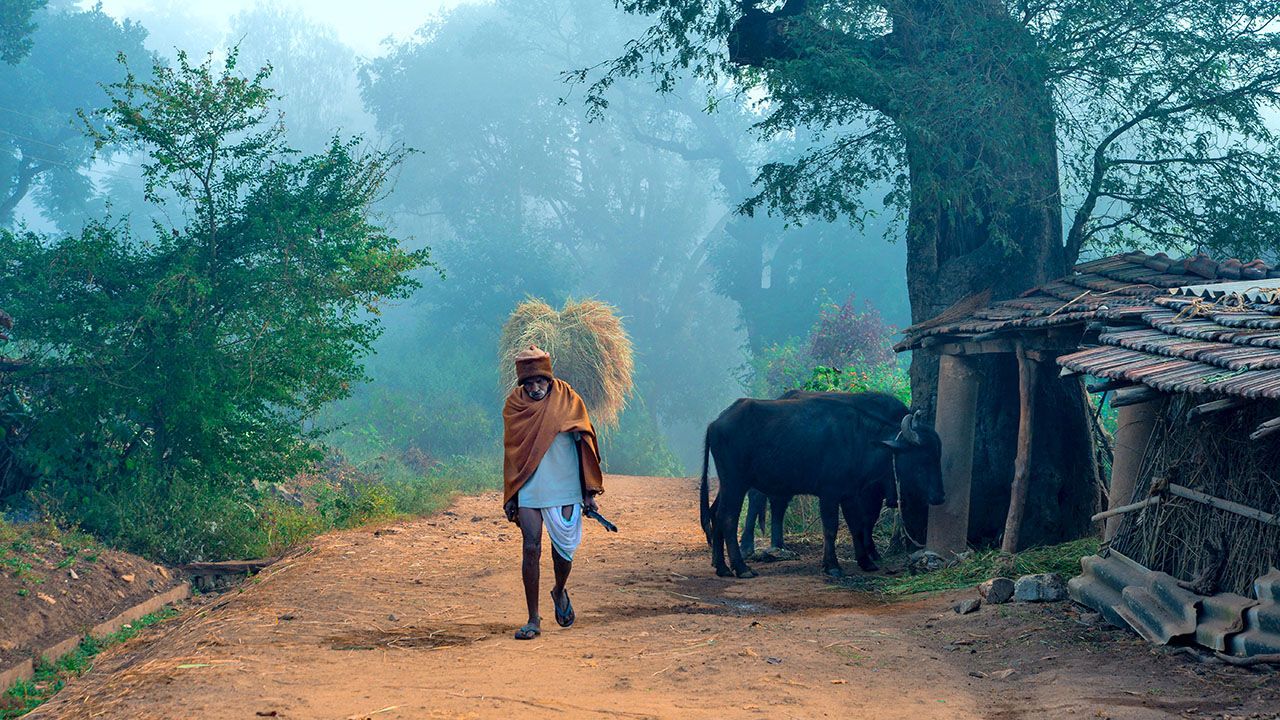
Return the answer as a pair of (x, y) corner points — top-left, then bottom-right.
(514, 620), (541, 640)
(551, 589), (575, 628)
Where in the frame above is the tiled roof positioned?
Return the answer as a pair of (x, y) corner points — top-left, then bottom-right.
(895, 251), (1278, 351)
(1058, 293), (1280, 400)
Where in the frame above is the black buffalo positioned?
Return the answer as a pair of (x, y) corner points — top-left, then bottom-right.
(700, 392), (944, 578)
(739, 391), (902, 566)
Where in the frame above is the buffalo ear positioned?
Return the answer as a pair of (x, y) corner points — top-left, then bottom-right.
(880, 438), (910, 452)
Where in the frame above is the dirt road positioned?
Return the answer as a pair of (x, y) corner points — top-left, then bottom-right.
(29, 476), (1279, 719)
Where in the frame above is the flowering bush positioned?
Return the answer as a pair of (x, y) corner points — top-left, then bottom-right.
(751, 294), (906, 402)
(807, 295), (897, 369)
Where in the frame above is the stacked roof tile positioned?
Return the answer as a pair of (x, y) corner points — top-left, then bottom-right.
(1059, 292), (1280, 400)
(895, 251), (1277, 351)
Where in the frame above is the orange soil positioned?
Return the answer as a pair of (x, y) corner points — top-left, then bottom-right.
(27, 475), (1280, 719)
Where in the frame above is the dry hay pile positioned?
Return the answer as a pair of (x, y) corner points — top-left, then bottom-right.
(499, 298), (633, 428)
(1112, 396), (1280, 596)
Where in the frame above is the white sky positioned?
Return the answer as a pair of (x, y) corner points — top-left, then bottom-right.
(82, 0), (479, 56)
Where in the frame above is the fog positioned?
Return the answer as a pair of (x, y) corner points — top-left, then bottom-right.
(8, 0), (910, 473)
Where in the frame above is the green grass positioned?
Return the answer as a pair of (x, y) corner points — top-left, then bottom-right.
(1, 521), (102, 591)
(845, 538), (1101, 596)
(1, 607), (178, 719)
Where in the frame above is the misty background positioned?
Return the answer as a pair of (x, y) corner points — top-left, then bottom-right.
(3, 0), (909, 474)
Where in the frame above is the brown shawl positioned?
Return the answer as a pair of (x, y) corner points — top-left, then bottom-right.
(502, 378), (604, 504)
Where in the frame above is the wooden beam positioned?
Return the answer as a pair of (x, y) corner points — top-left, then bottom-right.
(1188, 397), (1249, 420)
(1023, 348), (1065, 363)
(1106, 399), (1161, 540)
(1001, 344), (1038, 554)
(1250, 416), (1280, 441)
(1087, 378), (1132, 394)
(927, 354), (980, 555)
(1059, 366), (1079, 378)
(1110, 385), (1165, 408)
(937, 339), (1016, 356)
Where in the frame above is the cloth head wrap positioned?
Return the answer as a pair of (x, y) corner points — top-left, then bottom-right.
(515, 345), (554, 384)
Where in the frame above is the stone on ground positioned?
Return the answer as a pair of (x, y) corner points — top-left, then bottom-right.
(1014, 573), (1067, 602)
(978, 577), (1015, 604)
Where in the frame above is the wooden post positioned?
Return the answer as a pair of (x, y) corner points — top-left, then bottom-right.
(1104, 399), (1160, 540)
(927, 352), (980, 555)
(1001, 344), (1038, 554)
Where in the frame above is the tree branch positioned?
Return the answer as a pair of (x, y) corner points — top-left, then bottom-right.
(0, 157), (44, 221)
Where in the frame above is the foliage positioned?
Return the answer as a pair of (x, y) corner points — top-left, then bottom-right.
(1, 518), (101, 588)
(358, 0), (903, 468)
(863, 538), (1102, 596)
(750, 293), (903, 400)
(0, 0), (45, 65)
(598, 396), (683, 477)
(0, 3), (152, 228)
(806, 294), (896, 369)
(228, 4), (372, 154)
(1, 606), (177, 718)
(499, 298), (634, 428)
(0, 50), (429, 539)
(801, 365), (910, 407)
(584, 1), (1280, 261)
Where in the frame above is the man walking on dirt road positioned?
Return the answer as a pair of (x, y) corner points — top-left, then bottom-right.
(502, 346), (604, 640)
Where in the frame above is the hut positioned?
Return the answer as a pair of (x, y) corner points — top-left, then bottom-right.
(1060, 281), (1280, 657)
(895, 251), (1277, 555)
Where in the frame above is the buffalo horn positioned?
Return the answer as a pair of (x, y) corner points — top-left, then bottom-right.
(899, 413), (920, 445)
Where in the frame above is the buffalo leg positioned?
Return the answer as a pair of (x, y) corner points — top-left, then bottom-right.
(769, 494), (791, 550)
(863, 504), (882, 563)
(709, 493), (731, 576)
(841, 497), (878, 572)
(739, 489), (767, 558)
(819, 496), (843, 577)
(718, 486), (756, 578)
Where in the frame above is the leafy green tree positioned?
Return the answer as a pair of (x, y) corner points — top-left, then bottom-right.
(0, 50), (429, 527)
(583, 0), (1280, 546)
(0, 3), (152, 228)
(0, 0), (45, 64)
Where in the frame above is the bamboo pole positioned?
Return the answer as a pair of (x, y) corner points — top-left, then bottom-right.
(1090, 495), (1161, 523)
(1167, 483), (1279, 526)
(1001, 343), (1038, 554)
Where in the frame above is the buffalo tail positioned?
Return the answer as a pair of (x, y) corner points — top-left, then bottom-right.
(700, 427), (712, 543)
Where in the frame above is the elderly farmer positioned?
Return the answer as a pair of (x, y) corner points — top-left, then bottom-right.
(502, 346), (604, 640)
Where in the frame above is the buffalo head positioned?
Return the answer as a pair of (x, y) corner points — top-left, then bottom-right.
(879, 410), (945, 507)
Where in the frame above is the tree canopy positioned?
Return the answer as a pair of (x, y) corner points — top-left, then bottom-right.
(0, 50), (429, 530)
(0, 2), (152, 229)
(586, 1), (1280, 263)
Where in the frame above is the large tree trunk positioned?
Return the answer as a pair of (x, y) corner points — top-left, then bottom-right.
(733, 1), (1101, 548)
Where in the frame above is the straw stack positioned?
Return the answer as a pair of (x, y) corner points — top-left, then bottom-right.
(499, 298), (633, 428)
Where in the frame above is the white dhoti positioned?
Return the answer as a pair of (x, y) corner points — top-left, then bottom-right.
(541, 504), (583, 561)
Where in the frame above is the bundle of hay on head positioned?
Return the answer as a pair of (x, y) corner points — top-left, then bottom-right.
(499, 298), (634, 428)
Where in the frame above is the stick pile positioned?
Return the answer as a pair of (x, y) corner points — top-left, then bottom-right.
(1112, 396), (1280, 596)
(499, 298), (633, 428)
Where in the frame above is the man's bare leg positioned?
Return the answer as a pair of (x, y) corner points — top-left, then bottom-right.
(550, 504), (574, 623)
(518, 507), (543, 634)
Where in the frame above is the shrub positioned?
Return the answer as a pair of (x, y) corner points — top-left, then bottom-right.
(806, 294), (896, 369)
(1, 50), (428, 550)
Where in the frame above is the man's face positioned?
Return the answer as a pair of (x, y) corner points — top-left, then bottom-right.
(522, 376), (550, 401)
